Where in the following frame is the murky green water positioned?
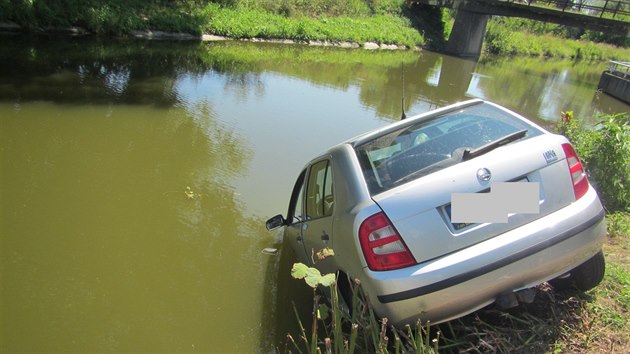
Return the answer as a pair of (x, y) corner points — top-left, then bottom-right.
(0, 36), (627, 353)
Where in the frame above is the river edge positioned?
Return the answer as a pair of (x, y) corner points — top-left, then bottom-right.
(0, 21), (420, 51)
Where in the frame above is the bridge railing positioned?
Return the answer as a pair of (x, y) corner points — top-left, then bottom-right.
(608, 60), (630, 79)
(504, 0), (630, 19)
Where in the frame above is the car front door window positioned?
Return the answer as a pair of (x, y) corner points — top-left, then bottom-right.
(301, 160), (335, 269)
(305, 160), (334, 220)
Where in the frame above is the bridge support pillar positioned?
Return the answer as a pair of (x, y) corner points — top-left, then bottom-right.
(445, 9), (489, 58)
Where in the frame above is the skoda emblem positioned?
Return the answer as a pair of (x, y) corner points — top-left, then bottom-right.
(477, 168), (491, 182)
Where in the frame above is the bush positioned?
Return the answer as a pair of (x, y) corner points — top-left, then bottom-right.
(557, 112), (630, 213)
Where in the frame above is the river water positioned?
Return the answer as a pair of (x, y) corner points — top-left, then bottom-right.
(0, 36), (627, 353)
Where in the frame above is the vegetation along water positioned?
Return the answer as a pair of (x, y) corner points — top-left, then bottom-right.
(0, 1), (628, 353)
(1, 0), (629, 59)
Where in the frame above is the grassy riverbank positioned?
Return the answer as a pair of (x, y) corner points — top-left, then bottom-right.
(485, 17), (630, 60)
(0, 0), (425, 47)
(2, 1), (629, 59)
(200, 3), (423, 47)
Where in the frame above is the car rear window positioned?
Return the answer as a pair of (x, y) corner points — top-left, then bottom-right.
(355, 103), (543, 194)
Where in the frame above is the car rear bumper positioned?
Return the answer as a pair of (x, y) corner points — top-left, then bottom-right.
(362, 186), (606, 326)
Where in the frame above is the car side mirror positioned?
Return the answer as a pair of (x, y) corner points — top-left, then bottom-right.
(266, 214), (286, 230)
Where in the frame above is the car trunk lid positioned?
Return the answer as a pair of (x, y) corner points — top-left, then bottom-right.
(371, 134), (576, 264)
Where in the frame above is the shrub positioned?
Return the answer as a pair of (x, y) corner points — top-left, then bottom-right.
(557, 112), (630, 213)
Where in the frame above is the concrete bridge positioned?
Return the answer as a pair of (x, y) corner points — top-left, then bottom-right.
(411, 0), (630, 57)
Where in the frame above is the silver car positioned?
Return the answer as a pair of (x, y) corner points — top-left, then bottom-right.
(266, 99), (606, 326)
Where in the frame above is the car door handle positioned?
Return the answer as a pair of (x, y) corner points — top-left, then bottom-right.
(297, 235), (303, 242)
(321, 232), (329, 241)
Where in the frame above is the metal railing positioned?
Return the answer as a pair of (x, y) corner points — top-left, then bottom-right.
(608, 60), (630, 79)
(505, 0), (630, 19)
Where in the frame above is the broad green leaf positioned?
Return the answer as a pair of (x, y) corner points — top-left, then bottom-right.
(319, 273), (336, 287)
(291, 263), (309, 280)
(292, 262), (336, 288)
(304, 267), (322, 288)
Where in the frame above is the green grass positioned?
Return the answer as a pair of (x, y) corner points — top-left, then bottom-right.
(484, 19), (630, 60)
(201, 3), (423, 47)
(559, 212), (630, 352)
(2, 1), (628, 59)
(0, 0), (423, 47)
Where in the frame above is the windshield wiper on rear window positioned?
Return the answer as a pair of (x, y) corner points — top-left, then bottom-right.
(462, 129), (528, 161)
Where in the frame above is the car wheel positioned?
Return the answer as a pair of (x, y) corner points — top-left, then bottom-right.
(336, 272), (355, 317)
(551, 250), (605, 291)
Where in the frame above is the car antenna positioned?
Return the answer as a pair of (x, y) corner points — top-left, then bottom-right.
(401, 63), (407, 120)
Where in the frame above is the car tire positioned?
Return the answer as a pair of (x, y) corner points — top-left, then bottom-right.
(551, 250), (605, 292)
(336, 272), (355, 317)
(573, 250), (606, 291)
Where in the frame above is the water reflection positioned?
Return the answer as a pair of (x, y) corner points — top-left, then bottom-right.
(0, 37), (209, 106)
(472, 57), (628, 124)
(1, 37), (626, 122)
(1, 36), (628, 353)
(0, 98), (284, 351)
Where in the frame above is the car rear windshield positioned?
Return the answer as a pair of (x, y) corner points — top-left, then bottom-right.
(355, 103), (543, 195)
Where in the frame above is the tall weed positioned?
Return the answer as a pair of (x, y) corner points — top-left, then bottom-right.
(287, 250), (438, 353)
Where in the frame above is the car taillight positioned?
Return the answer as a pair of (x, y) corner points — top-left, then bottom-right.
(359, 212), (416, 271)
(562, 143), (588, 200)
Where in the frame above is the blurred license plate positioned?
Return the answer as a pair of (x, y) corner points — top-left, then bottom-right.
(444, 204), (474, 230)
(443, 178), (529, 231)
